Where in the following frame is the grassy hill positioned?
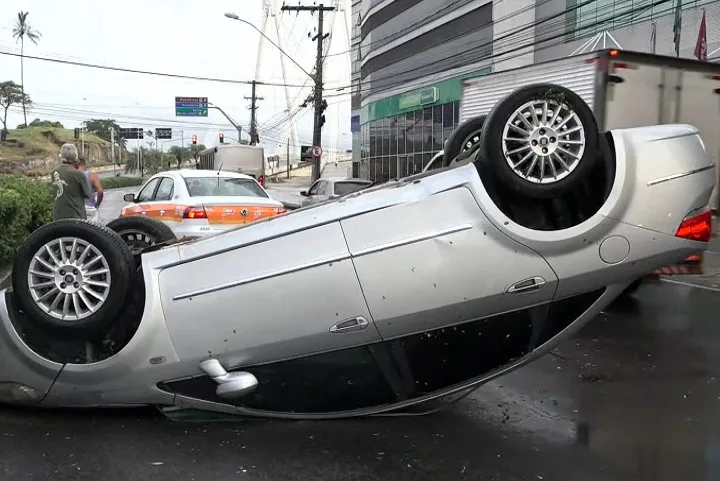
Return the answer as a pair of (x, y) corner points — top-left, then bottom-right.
(0, 127), (111, 174)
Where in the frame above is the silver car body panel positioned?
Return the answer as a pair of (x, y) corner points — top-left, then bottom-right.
(0, 124), (714, 417)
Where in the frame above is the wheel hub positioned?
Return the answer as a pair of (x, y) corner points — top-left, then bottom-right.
(54, 264), (85, 294)
(529, 127), (558, 156)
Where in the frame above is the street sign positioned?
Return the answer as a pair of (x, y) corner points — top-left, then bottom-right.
(311, 146), (323, 157)
(119, 128), (144, 139)
(175, 96), (209, 117)
(156, 128), (172, 139)
(300, 145), (312, 161)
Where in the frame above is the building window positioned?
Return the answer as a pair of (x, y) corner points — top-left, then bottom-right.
(358, 100), (462, 183)
(567, 0), (698, 39)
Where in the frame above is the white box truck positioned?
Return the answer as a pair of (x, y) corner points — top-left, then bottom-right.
(197, 144), (268, 187)
(459, 49), (720, 212)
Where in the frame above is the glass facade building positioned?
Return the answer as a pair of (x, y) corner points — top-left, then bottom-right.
(359, 101), (459, 182)
(353, 0), (719, 183)
(567, 0), (717, 39)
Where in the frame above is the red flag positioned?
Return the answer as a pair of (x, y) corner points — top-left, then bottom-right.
(695, 10), (707, 61)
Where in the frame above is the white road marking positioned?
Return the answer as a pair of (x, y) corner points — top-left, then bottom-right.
(660, 277), (720, 292)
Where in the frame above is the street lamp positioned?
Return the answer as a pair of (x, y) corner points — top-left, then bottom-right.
(224, 12), (314, 80)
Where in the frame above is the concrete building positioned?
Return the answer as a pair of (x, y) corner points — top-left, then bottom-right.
(351, 0), (719, 182)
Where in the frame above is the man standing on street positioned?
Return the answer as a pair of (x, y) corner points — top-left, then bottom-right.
(51, 143), (91, 221)
(77, 157), (104, 222)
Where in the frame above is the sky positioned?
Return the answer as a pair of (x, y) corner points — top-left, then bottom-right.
(0, 0), (352, 156)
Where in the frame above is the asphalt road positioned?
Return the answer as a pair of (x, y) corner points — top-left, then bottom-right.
(1, 280), (719, 480)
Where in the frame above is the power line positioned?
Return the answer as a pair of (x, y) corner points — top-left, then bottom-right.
(348, 0), (676, 100)
(0, 49), (309, 88)
(259, 4), (341, 135)
(6, 105), (348, 152)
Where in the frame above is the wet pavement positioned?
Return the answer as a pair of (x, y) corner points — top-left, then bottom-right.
(1, 280), (719, 481)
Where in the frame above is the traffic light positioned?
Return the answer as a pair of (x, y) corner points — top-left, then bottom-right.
(319, 99), (328, 128)
(74, 128), (80, 139)
(219, 133), (224, 144)
(192, 134), (198, 145)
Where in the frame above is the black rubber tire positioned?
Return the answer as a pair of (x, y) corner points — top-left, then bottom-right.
(442, 115), (486, 167)
(619, 278), (644, 298)
(11, 219), (135, 339)
(479, 84), (600, 199)
(106, 216), (177, 254)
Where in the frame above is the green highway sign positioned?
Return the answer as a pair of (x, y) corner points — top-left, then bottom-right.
(175, 107), (208, 117)
(175, 97), (209, 117)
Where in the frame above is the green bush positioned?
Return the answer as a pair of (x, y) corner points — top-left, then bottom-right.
(0, 174), (144, 267)
(0, 175), (52, 266)
(102, 176), (145, 189)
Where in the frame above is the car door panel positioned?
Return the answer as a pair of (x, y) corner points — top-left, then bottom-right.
(123, 177), (161, 217)
(151, 177), (183, 228)
(307, 180), (330, 205)
(301, 180), (321, 207)
(340, 186), (558, 340)
(158, 222), (381, 369)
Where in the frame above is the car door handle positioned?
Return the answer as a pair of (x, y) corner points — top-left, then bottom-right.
(330, 316), (369, 334)
(506, 277), (546, 294)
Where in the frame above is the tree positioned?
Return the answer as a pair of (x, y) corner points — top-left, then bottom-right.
(167, 145), (187, 168)
(0, 81), (31, 134)
(124, 147), (167, 175)
(83, 118), (127, 149)
(12, 11), (41, 128)
(17, 118), (64, 129)
(167, 145), (206, 169)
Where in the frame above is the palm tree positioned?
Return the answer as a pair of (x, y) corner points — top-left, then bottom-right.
(12, 11), (41, 127)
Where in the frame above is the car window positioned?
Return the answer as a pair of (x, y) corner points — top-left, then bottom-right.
(136, 178), (161, 202)
(307, 181), (321, 195)
(155, 177), (174, 201)
(316, 181), (330, 196)
(183, 177), (269, 198)
(333, 181), (372, 196)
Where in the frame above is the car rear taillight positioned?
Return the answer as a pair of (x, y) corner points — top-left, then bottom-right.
(675, 208), (712, 242)
(278, 208), (287, 214)
(183, 206), (208, 219)
(258, 175), (265, 187)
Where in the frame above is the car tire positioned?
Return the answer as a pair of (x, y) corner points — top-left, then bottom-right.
(442, 115), (486, 167)
(11, 219), (135, 339)
(479, 84), (600, 199)
(106, 216), (177, 254)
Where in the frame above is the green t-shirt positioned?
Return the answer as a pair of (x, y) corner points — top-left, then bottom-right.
(51, 163), (91, 220)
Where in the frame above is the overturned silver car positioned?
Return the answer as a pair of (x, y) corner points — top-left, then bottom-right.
(0, 84), (714, 419)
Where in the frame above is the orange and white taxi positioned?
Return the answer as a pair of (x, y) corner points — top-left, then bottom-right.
(120, 169), (286, 238)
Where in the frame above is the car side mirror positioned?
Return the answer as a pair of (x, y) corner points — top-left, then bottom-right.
(300, 191), (308, 196)
(123, 193), (136, 202)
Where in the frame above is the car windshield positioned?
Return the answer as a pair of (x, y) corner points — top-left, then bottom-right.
(333, 181), (372, 196)
(184, 177), (269, 198)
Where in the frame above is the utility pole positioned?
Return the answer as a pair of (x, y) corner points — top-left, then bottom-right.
(110, 128), (115, 165)
(244, 80), (264, 145)
(281, 2), (334, 182)
(286, 138), (290, 179)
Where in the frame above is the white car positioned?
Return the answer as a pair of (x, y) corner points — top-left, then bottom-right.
(112, 169), (286, 249)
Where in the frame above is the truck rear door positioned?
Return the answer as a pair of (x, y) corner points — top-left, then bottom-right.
(602, 52), (720, 211)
